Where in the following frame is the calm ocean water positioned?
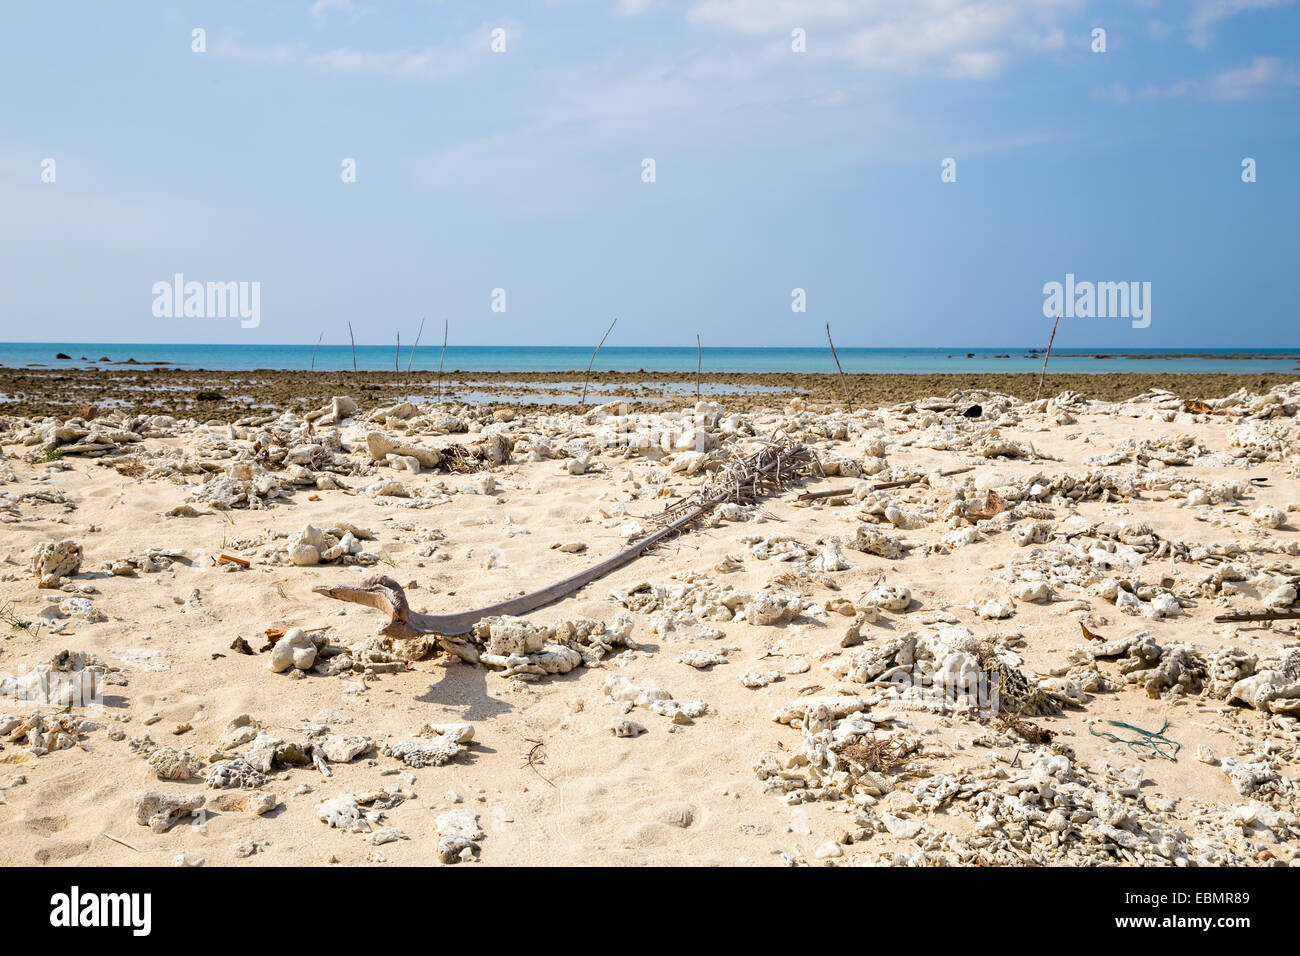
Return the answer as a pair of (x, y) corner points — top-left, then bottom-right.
(3, 343), (1299, 375)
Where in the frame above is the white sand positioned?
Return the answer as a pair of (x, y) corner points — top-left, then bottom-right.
(1, 388), (1298, 866)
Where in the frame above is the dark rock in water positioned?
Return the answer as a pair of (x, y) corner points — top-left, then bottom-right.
(962, 405), (982, 418)
(196, 391), (224, 401)
(55, 352), (71, 360)
(98, 356), (111, 362)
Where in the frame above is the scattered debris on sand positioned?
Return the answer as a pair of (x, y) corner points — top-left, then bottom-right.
(2, 382), (1299, 865)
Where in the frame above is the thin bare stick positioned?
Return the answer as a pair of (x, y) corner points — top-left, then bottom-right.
(1035, 311), (1061, 403)
(696, 334), (702, 399)
(580, 317), (617, 406)
(310, 331), (323, 372)
(437, 320), (448, 400)
(826, 322), (852, 411)
(347, 322), (357, 373)
(395, 332), (401, 371)
(102, 833), (142, 852)
(1214, 608), (1300, 623)
(795, 487), (855, 501)
(798, 465), (975, 501)
(869, 466), (973, 491)
(522, 738), (556, 788)
(406, 317), (425, 374)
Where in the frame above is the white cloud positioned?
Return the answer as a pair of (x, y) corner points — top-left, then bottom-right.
(1147, 78), (1197, 99)
(1206, 55), (1295, 99)
(1147, 18), (1173, 40)
(213, 37), (298, 62)
(310, 44), (467, 79)
(413, 45), (903, 211)
(687, 0), (888, 33)
(213, 22), (507, 80)
(310, 0), (358, 17)
(1092, 56), (1293, 103)
(686, 0), (1084, 79)
(1187, 0), (1292, 48)
(1092, 77), (1196, 102)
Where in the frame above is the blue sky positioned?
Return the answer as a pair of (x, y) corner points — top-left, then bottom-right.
(2, 0), (1297, 349)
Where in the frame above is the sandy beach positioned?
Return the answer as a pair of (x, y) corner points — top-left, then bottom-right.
(1, 379), (1298, 867)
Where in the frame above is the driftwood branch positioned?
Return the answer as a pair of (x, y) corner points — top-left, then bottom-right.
(348, 322), (357, 373)
(1213, 608), (1300, 623)
(795, 466), (975, 500)
(795, 487), (854, 502)
(315, 441), (817, 647)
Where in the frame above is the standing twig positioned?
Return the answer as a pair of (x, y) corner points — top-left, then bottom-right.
(436, 320), (448, 400)
(1035, 311), (1061, 403)
(696, 334), (702, 399)
(826, 322), (852, 411)
(347, 322), (357, 373)
(580, 317), (617, 406)
(395, 333), (401, 371)
(310, 331), (323, 372)
(406, 317), (425, 374)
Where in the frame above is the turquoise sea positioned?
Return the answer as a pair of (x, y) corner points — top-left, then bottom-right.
(2, 343), (1299, 375)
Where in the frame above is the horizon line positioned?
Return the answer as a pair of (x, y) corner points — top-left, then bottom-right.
(5, 342), (1300, 352)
